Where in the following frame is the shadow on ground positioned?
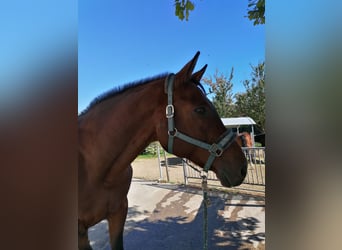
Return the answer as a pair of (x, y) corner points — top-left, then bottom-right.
(124, 196), (265, 249)
(89, 181), (265, 250)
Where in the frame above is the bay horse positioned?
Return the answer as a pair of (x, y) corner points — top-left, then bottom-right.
(78, 52), (247, 250)
(236, 132), (254, 148)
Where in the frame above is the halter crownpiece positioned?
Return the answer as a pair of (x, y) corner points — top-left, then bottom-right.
(164, 73), (236, 172)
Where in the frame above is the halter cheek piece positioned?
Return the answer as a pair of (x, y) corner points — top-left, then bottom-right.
(165, 73), (236, 172)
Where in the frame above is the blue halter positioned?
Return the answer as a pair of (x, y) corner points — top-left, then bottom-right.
(164, 73), (236, 172)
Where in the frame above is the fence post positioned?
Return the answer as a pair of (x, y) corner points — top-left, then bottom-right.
(182, 158), (188, 185)
(157, 143), (163, 182)
(163, 150), (170, 182)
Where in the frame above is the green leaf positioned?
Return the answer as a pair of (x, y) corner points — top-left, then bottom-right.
(174, 0), (195, 21)
(186, 1), (194, 10)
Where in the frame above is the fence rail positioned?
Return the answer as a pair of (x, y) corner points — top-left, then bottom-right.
(183, 147), (265, 186)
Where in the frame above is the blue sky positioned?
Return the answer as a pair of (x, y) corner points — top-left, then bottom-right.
(79, 0), (264, 113)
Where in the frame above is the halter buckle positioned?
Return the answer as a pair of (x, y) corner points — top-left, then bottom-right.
(209, 143), (223, 157)
(168, 128), (177, 137)
(166, 104), (174, 118)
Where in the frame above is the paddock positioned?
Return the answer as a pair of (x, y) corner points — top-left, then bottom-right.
(89, 178), (265, 250)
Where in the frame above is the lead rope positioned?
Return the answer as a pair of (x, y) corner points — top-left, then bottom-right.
(201, 171), (209, 250)
(182, 159), (209, 250)
(165, 73), (235, 249)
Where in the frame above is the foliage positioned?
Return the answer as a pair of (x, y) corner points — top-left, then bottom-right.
(234, 62), (265, 131)
(203, 62), (265, 131)
(247, 0), (265, 25)
(141, 142), (158, 155)
(173, 0), (265, 25)
(202, 68), (235, 118)
(174, 0), (195, 21)
(140, 142), (167, 156)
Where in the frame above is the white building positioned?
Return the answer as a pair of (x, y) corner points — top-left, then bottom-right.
(221, 117), (256, 146)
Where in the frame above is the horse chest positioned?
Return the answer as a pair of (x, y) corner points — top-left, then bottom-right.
(79, 166), (132, 227)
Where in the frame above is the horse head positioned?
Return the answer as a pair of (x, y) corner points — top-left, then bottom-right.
(156, 52), (247, 187)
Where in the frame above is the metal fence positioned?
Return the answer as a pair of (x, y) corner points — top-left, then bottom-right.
(183, 147), (265, 186)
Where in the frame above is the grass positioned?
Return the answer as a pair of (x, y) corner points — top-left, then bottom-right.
(137, 152), (174, 159)
(136, 154), (158, 159)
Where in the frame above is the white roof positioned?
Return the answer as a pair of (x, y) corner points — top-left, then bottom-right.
(221, 117), (256, 127)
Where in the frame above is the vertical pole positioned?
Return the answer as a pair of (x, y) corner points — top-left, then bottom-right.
(251, 125), (255, 147)
(182, 158), (188, 185)
(202, 175), (209, 250)
(163, 150), (170, 182)
(157, 143), (163, 182)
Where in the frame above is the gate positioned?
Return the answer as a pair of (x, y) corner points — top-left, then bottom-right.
(183, 147), (265, 186)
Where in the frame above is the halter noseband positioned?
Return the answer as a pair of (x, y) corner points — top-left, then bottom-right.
(164, 73), (236, 172)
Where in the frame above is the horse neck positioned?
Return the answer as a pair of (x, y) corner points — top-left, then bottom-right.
(79, 79), (165, 184)
(112, 81), (165, 149)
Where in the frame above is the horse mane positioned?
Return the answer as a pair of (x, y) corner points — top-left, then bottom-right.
(79, 73), (207, 117)
(79, 73), (169, 116)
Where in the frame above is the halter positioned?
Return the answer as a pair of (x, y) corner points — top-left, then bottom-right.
(164, 73), (236, 172)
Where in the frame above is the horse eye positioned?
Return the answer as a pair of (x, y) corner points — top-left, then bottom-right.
(194, 106), (206, 115)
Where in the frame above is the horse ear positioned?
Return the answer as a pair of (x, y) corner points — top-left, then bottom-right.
(191, 64), (207, 82)
(176, 51), (200, 80)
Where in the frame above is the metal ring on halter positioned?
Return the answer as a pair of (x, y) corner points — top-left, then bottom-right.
(208, 143), (223, 157)
(168, 128), (178, 137)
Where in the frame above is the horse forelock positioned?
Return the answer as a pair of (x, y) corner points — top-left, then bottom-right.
(79, 73), (169, 116)
(196, 81), (206, 94)
(191, 79), (206, 95)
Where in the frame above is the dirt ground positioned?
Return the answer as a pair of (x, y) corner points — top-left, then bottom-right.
(88, 158), (265, 249)
(131, 157), (265, 196)
(132, 158), (184, 183)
